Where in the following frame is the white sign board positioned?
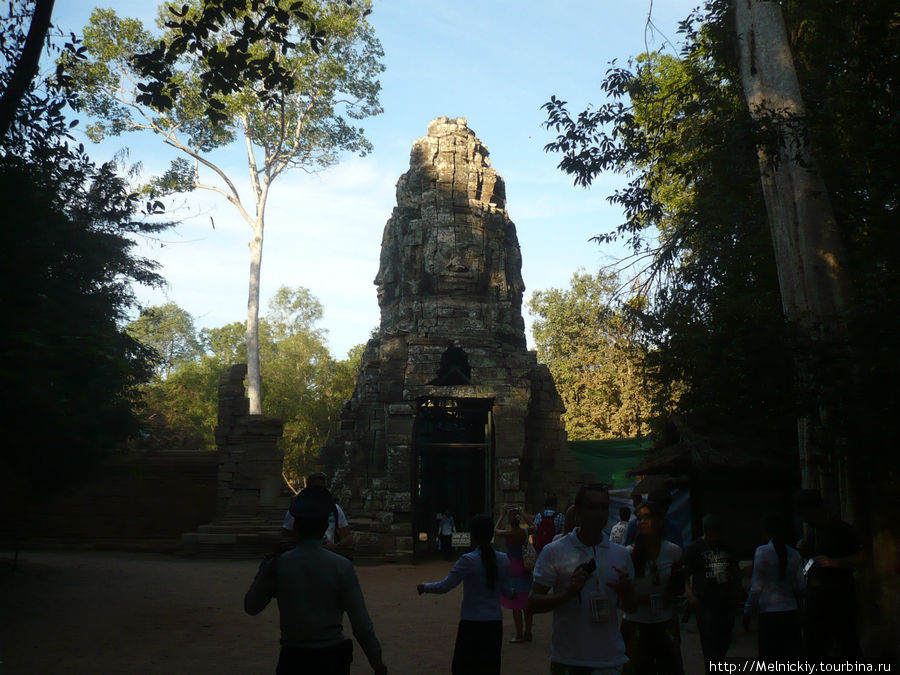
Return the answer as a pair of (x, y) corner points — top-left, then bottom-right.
(451, 532), (471, 548)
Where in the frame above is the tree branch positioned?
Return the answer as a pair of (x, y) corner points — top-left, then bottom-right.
(0, 0), (56, 141)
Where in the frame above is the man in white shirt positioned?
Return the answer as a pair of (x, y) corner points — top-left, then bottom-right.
(528, 483), (636, 675)
(282, 471), (351, 552)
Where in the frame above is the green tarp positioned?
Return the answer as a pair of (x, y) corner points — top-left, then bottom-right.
(568, 438), (654, 488)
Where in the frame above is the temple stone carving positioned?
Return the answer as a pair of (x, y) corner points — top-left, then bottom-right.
(326, 117), (584, 560)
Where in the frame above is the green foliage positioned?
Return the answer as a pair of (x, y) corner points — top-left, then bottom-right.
(60, 0), (384, 416)
(129, 288), (362, 478)
(126, 302), (202, 377)
(63, 1), (383, 169)
(529, 271), (658, 440)
(0, 1), (173, 488)
(542, 0), (897, 451)
(132, 0), (348, 121)
(542, 3), (796, 442)
(144, 157), (195, 197)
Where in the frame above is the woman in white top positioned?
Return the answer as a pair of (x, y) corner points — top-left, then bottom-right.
(418, 513), (516, 675)
(743, 512), (805, 660)
(621, 500), (685, 675)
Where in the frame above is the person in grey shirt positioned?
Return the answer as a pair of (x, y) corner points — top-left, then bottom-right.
(245, 486), (387, 675)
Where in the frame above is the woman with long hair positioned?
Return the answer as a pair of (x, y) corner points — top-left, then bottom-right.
(743, 511), (805, 660)
(494, 504), (534, 642)
(417, 513), (516, 675)
(621, 500), (685, 675)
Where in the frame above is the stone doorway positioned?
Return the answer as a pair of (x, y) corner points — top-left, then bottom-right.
(413, 397), (493, 557)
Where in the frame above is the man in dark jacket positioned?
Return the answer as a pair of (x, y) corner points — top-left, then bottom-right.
(245, 486), (388, 675)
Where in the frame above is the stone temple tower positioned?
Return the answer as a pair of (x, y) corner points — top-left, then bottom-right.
(325, 117), (584, 560)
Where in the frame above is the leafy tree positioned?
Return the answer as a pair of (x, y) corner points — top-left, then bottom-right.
(543, 35), (797, 447)
(0, 0), (54, 140)
(126, 302), (202, 377)
(62, 0), (384, 415)
(0, 1), (171, 488)
(542, 2), (898, 657)
(529, 271), (658, 440)
(128, 289), (362, 479)
(200, 321), (248, 365)
(543, 0), (898, 464)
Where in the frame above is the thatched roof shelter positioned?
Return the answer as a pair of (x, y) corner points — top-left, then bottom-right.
(627, 417), (796, 482)
(626, 417), (799, 553)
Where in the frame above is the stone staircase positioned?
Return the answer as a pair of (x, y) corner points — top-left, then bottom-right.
(181, 519), (287, 558)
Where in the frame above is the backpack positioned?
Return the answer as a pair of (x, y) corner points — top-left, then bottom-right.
(534, 511), (557, 553)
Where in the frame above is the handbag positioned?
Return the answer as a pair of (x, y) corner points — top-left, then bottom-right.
(522, 537), (538, 571)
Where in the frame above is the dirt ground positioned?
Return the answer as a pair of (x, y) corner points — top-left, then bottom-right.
(0, 550), (756, 674)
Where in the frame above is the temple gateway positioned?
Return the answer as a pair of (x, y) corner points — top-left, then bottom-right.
(324, 117), (584, 560)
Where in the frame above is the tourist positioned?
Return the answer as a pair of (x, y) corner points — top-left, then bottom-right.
(621, 500), (685, 675)
(795, 489), (865, 661)
(743, 511), (805, 661)
(610, 506), (631, 545)
(495, 504), (534, 643)
(436, 507), (457, 560)
(244, 485), (388, 675)
(552, 504), (578, 543)
(684, 513), (741, 672)
(417, 513), (515, 675)
(624, 488), (683, 547)
(528, 483), (635, 674)
(533, 495), (566, 553)
(281, 471), (351, 553)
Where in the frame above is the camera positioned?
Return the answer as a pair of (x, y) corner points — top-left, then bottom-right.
(577, 558), (597, 575)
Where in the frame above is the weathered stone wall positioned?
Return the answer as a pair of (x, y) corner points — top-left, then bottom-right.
(182, 364), (292, 556)
(326, 118), (585, 559)
(213, 364), (287, 523)
(0, 451), (217, 551)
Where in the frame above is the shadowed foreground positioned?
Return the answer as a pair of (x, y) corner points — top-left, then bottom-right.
(0, 551), (754, 673)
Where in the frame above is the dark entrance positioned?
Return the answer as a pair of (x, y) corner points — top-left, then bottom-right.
(413, 398), (493, 558)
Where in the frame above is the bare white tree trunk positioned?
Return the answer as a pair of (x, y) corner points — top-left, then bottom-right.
(733, 0), (855, 516)
(246, 222), (264, 414)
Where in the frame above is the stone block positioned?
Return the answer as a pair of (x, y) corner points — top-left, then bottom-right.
(391, 522), (413, 536)
(385, 415), (414, 437)
(386, 445), (410, 474)
(386, 491), (412, 512)
(497, 456), (520, 491)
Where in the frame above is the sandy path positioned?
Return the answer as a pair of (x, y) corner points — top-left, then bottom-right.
(0, 550), (754, 673)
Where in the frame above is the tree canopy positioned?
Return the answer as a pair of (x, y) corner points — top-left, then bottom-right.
(0, 0), (173, 489)
(61, 0), (384, 415)
(530, 271), (658, 440)
(542, 5), (897, 651)
(543, 12), (797, 445)
(128, 288), (361, 480)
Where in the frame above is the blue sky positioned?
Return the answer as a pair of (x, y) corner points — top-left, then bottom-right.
(52, 0), (699, 357)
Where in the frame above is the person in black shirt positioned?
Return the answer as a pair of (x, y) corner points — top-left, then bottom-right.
(796, 489), (866, 662)
(684, 514), (741, 673)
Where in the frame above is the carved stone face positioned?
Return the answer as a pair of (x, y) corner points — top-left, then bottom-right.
(374, 243), (395, 307)
(423, 223), (488, 296)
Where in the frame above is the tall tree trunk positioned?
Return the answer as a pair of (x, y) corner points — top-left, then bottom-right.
(731, 13), (900, 659)
(0, 0), (56, 141)
(733, 0), (857, 516)
(246, 223), (264, 414)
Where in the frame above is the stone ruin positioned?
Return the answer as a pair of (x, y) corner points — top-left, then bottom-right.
(324, 117), (585, 560)
(182, 364), (291, 556)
